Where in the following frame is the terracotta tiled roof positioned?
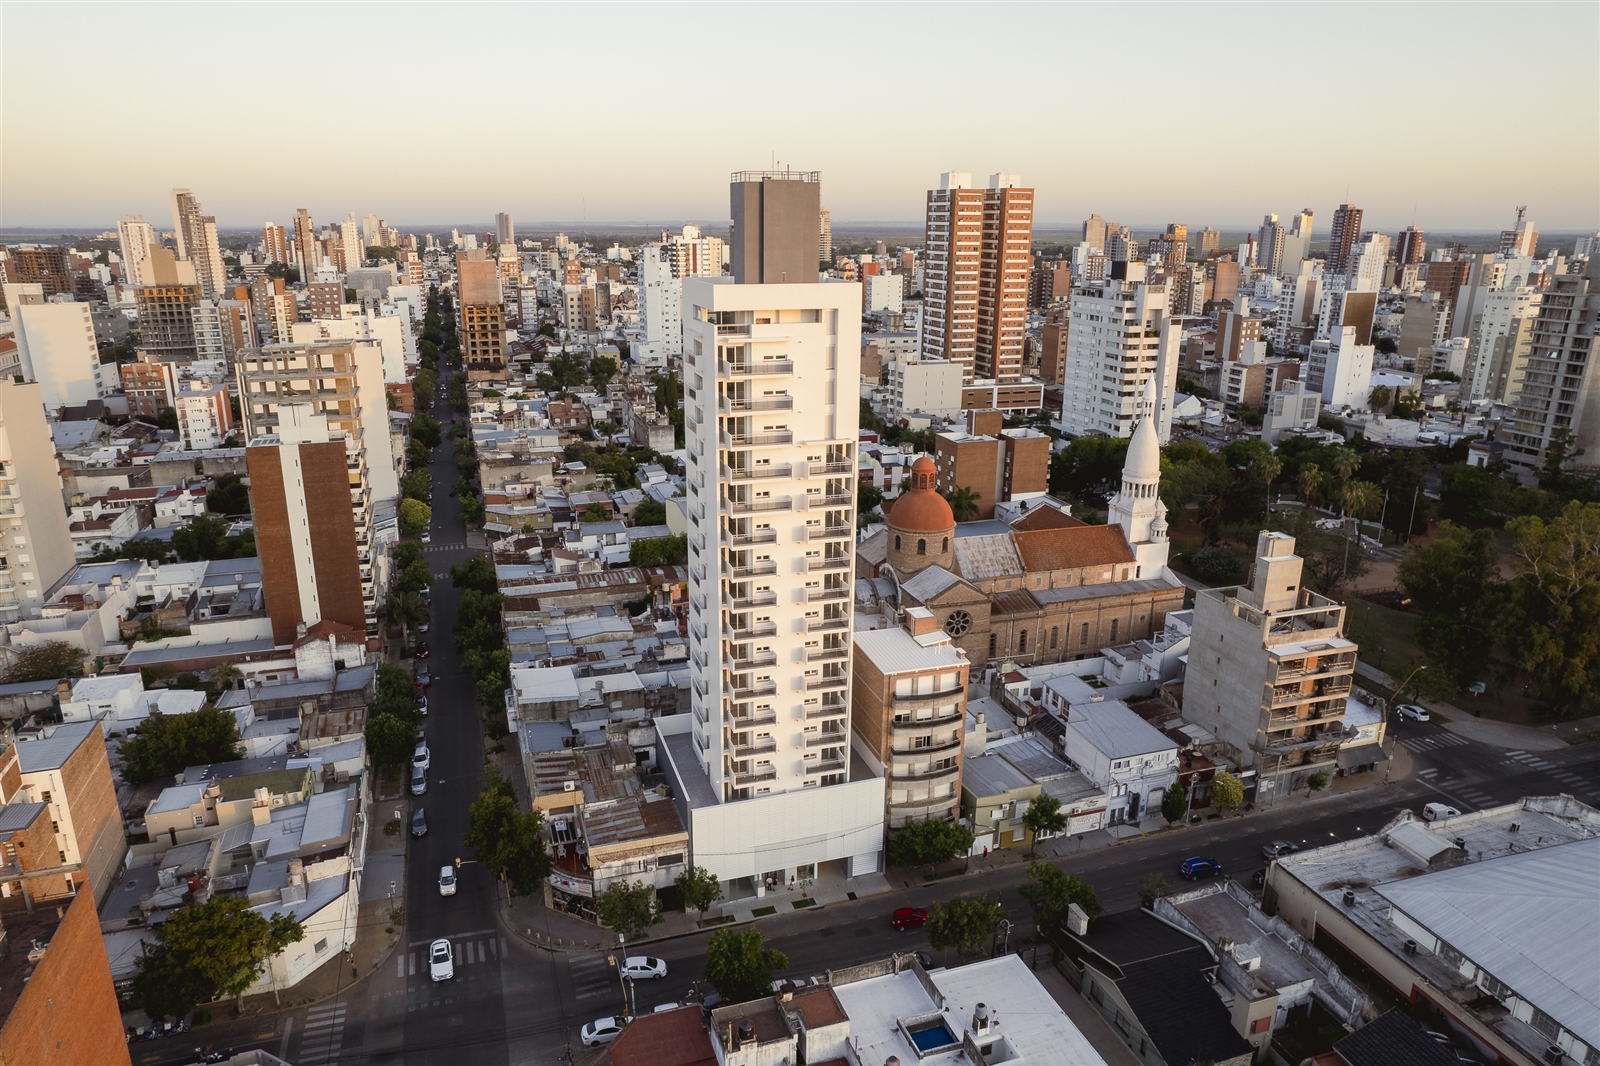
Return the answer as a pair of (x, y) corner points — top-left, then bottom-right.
(604, 1005), (717, 1066)
(1012, 525), (1135, 573)
(1010, 506), (1085, 532)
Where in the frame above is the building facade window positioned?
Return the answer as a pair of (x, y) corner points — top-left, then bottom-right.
(1110, 619), (1119, 642)
(1050, 626), (1059, 649)
(1081, 622), (1090, 645)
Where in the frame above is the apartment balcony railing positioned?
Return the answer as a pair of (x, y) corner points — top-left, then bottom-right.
(893, 761), (960, 781)
(806, 587), (850, 602)
(720, 396), (795, 413)
(889, 736), (962, 757)
(729, 528), (777, 546)
(729, 650), (778, 671)
(806, 556), (850, 572)
(724, 560), (778, 580)
(803, 525), (851, 542)
(728, 497), (792, 514)
(805, 704), (847, 720)
(806, 616), (850, 632)
(725, 464), (793, 481)
(805, 732), (848, 748)
(732, 738), (778, 758)
(809, 756), (847, 774)
(734, 767), (778, 786)
(818, 494), (853, 507)
(815, 460), (854, 475)
(806, 647), (850, 663)
(720, 359), (793, 377)
(889, 708), (965, 730)
(728, 621), (777, 641)
(729, 707), (778, 726)
(731, 681), (778, 701)
(891, 684), (967, 709)
(721, 430), (794, 448)
(805, 675), (848, 691)
(729, 591), (777, 610)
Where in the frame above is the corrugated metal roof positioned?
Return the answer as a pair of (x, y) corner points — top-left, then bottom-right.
(899, 565), (968, 604)
(1060, 698), (1178, 759)
(15, 721), (97, 772)
(852, 627), (966, 675)
(1375, 836), (1600, 1047)
(951, 534), (1024, 581)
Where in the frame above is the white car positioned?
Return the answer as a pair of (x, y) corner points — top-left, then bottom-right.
(413, 744), (431, 772)
(620, 955), (667, 980)
(418, 697), (428, 717)
(428, 939), (454, 981)
(438, 865), (457, 896)
(1422, 802), (1462, 822)
(1395, 704), (1430, 722)
(580, 1016), (624, 1047)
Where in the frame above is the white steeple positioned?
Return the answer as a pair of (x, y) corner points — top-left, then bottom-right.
(1108, 378), (1170, 578)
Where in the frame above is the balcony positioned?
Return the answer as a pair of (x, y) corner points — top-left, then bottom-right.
(818, 493), (853, 507)
(724, 560), (778, 579)
(729, 497), (792, 514)
(809, 756), (847, 774)
(806, 704), (847, 720)
(731, 681), (778, 701)
(735, 767), (778, 786)
(807, 616), (850, 632)
(728, 528), (777, 547)
(806, 587), (851, 602)
(807, 556), (851, 572)
(728, 621), (777, 641)
(729, 591), (777, 610)
(803, 525), (851, 542)
(890, 707), (964, 730)
(815, 460), (854, 475)
(721, 430), (794, 448)
(729, 707), (778, 726)
(806, 732), (848, 748)
(806, 647), (849, 662)
(720, 359), (793, 377)
(889, 735), (962, 757)
(893, 760), (960, 782)
(732, 738), (778, 758)
(891, 684), (967, 709)
(720, 395), (795, 413)
(729, 650), (778, 671)
(805, 675), (848, 691)
(725, 464), (793, 481)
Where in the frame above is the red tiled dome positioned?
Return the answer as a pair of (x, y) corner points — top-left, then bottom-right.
(888, 456), (955, 533)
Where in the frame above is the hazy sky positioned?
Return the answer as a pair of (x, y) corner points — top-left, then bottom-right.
(5, 3), (1597, 232)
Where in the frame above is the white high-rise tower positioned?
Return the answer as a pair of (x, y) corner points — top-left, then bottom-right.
(169, 188), (228, 299)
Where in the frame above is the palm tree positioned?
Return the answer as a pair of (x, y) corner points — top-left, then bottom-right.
(1367, 385), (1391, 414)
(1338, 479), (1382, 590)
(208, 661), (243, 697)
(1255, 454), (1283, 515)
(1328, 448), (1361, 513)
(1297, 464), (1325, 510)
(943, 486), (982, 523)
(382, 590), (427, 646)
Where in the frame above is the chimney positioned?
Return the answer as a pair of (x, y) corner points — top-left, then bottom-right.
(296, 622), (308, 639)
(736, 1018), (756, 1049)
(1066, 902), (1090, 936)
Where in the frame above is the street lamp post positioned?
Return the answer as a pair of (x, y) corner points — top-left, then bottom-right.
(1384, 665), (1427, 784)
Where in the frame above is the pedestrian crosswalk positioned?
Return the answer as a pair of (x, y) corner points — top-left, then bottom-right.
(1505, 750), (1600, 799)
(399, 932), (510, 978)
(1504, 750), (1556, 771)
(568, 953), (619, 1001)
(1416, 767), (1498, 809)
(297, 1002), (347, 1066)
(1398, 732), (1471, 753)
(422, 541), (467, 553)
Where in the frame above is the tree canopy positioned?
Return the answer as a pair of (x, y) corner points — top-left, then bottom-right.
(1018, 862), (1101, 931)
(463, 767), (551, 895)
(399, 498), (432, 537)
(925, 896), (1006, 957)
(1021, 793), (1067, 855)
(886, 818), (973, 870)
(596, 880), (661, 941)
(674, 865), (722, 916)
(703, 927), (788, 1004)
(119, 707), (240, 786)
(3, 641), (85, 683)
(174, 514), (255, 561)
(133, 895), (303, 1020)
(1209, 769), (1244, 811)
(630, 534), (688, 567)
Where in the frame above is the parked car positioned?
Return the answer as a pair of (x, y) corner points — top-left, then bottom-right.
(414, 642), (430, 659)
(652, 1002), (683, 1014)
(438, 865), (456, 896)
(413, 743), (430, 772)
(1179, 856), (1224, 880)
(891, 907), (928, 931)
(580, 1017), (623, 1047)
(428, 939), (453, 981)
(421, 531), (431, 544)
(410, 809), (428, 837)
(418, 620), (431, 634)
(621, 956), (667, 980)
(410, 767), (427, 796)
(416, 665), (432, 686)
(1395, 704), (1430, 722)
(1422, 802), (1461, 822)
(913, 950), (935, 970)
(414, 683), (426, 699)
(418, 697), (428, 717)
(1260, 840), (1299, 860)
(420, 586), (432, 603)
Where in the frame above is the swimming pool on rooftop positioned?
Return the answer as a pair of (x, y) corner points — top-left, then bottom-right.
(908, 1018), (958, 1052)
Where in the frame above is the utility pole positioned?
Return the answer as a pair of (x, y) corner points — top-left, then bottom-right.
(1407, 487), (1421, 542)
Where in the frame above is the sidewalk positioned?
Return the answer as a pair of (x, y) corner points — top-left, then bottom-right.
(1357, 661), (1577, 751)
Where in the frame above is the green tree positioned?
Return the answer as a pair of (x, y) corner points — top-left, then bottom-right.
(173, 514), (236, 561)
(412, 412), (442, 449)
(1161, 781), (1188, 823)
(133, 895), (303, 1019)
(631, 498), (667, 527)
(886, 818), (974, 871)
(401, 468), (432, 504)
(583, 503), (609, 523)
(704, 926), (788, 1004)
(925, 896), (1006, 958)
(451, 554), (498, 594)
(596, 879), (661, 941)
(630, 534), (688, 567)
(858, 481), (884, 514)
(364, 712), (417, 769)
(463, 767), (552, 895)
(1138, 873), (1169, 909)
(206, 475), (251, 516)
(1503, 501), (1600, 714)
(1050, 435), (1131, 504)
(1368, 385), (1392, 413)
(1017, 862), (1100, 932)
(1021, 793), (1067, 856)
(1398, 522), (1502, 690)
(674, 865), (722, 917)
(460, 494), (485, 525)
(119, 707), (240, 786)
(1209, 769), (1244, 812)
(394, 557), (433, 596)
(1297, 464), (1325, 509)
(89, 537), (171, 564)
(1306, 770), (1330, 792)
(943, 485), (981, 522)
(588, 354), (618, 391)
(3, 641), (85, 683)
(399, 498), (432, 537)
(372, 663), (422, 724)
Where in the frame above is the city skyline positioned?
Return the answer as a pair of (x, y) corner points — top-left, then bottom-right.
(4, 4), (1596, 230)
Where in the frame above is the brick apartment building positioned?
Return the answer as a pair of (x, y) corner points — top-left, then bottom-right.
(0, 889), (131, 1065)
(14, 721), (124, 905)
(933, 409), (1050, 520)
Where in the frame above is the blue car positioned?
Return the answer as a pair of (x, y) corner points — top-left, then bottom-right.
(1180, 856), (1223, 880)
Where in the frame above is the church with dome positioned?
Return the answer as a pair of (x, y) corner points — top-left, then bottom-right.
(857, 385), (1185, 670)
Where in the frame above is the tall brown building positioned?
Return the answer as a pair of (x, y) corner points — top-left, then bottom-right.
(0, 888), (131, 1066)
(457, 254), (506, 381)
(933, 410), (1049, 520)
(1028, 259), (1072, 309)
(923, 173), (1033, 383)
(1040, 311), (1068, 386)
(262, 223), (288, 264)
(134, 247), (201, 362)
(307, 281), (344, 320)
(247, 405), (369, 645)
(1, 247), (74, 296)
(119, 358), (177, 420)
(1394, 225), (1425, 266)
(729, 169), (821, 285)
(1327, 203), (1363, 274)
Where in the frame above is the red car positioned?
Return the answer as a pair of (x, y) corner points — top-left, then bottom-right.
(891, 907), (928, 931)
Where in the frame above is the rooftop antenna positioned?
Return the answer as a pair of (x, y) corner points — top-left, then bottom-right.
(1514, 205), (1527, 227)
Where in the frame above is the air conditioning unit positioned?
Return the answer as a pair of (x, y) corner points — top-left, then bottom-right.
(1403, 939), (1418, 956)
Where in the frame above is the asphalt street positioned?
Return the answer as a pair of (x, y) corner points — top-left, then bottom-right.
(137, 371), (1600, 1065)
